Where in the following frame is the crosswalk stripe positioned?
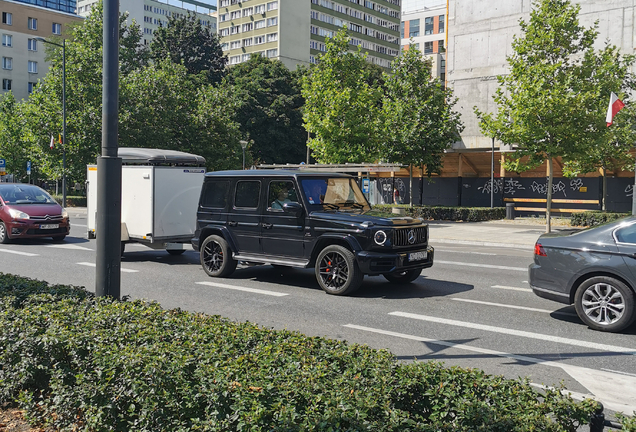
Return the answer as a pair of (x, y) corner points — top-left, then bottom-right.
(77, 262), (138, 273)
(491, 284), (532, 292)
(0, 249), (39, 257)
(451, 298), (577, 317)
(435, 260), (527, 272)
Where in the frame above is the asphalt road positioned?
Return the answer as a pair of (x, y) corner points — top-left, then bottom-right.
(1, 214), (635, 420)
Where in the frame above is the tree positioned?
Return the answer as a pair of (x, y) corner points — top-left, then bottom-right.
(301, 29), (384, 163)
(150, 13), (227, 85)
(474, 0), (635, 232)
(224, 55), (306, 164)
(0, 93), (31, 181)
(383, 45), (463, 204)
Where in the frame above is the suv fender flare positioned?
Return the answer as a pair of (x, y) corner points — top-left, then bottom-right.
(310, 233), (363, 265)
(199, 226), (239, 254)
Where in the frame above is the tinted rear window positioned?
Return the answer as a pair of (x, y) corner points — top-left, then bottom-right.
(201, 180), (230, 208)
(235, 181), (261, 208)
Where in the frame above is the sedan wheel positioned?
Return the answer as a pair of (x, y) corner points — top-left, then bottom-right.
(315, 245), (362, 295)
(574, 276), (636, 332)
(0, 222), (9, 244)
(201, 235), (237, 278)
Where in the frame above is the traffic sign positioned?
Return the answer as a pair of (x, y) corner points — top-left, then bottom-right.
(0, 158), (5, 176)
(26, 161), (31, 175)
(362, 178), (370, 194)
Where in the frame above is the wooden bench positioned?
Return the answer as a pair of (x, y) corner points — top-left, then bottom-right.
(503, 197), (599, 213)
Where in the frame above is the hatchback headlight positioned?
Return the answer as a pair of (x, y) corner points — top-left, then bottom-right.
(61, 208), (68, 219)
(8, 208), (29, 220)
(374, 230), (387, 246)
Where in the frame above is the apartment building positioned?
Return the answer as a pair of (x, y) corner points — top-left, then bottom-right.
(77, 0), (217, 45)
(0, 0), (82, 100)
(400, 1), (445, 80)
(217, 0), (402, 70)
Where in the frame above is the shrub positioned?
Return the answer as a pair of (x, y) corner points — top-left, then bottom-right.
(371, 205), (506, 222)
(570, 211), (630, 227)
(52, 195), (87, 207)
(0, 273), (599, 431)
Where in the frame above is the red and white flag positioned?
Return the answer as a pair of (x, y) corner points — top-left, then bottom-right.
(49, 135), (54, 149)
(606, 92), (625, 126)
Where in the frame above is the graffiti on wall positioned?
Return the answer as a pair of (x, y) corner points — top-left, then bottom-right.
(529, 180), (568, 197)
(477, 179), (503, 194)
(504, 179), (525, 195)
(626, 184), (634, 198)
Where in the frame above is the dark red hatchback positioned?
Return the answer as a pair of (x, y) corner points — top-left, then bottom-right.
(0, 183), (70, 243)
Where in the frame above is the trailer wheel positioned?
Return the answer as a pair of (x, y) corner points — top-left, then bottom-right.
(201, 235), (237, 278)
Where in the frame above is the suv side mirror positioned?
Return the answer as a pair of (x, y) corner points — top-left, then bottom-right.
(283, 202), (304, 217)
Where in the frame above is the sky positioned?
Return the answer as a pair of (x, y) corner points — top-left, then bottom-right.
(402, 0), (446, 13)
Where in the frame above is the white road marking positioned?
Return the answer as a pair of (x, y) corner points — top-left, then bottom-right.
(343, 324), (636, 414)
(435, 260), (527, 272)
(0, 249), (39, 257)
(433, 248), (496, 256)
(451, 298), (577, 317)
(196, 281), (289, 297)
(72, 223), (87, 227)
(76, 262), (139, 273)
(388, 311), (636, 355)
(491, 284), (532, 292)
(48, 244), (93, 251)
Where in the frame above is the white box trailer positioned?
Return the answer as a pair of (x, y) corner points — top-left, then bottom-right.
(87, 148), (206, 255)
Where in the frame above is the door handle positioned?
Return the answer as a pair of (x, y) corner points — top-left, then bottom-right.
(228, 221), (238, 227)
(262, 223), (273, 229)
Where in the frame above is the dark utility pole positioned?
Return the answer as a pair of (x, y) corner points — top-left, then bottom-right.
(95, 0), (122, 299)
(491, 137), (495, 208)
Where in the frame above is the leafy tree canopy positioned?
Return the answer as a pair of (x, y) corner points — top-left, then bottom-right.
(150, 12), (227, 85)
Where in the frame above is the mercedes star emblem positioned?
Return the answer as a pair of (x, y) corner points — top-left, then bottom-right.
(407, 230), (416, 244)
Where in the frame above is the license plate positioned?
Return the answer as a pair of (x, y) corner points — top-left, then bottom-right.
(408, 251), (427, 262)
(40, 224), (59, 230)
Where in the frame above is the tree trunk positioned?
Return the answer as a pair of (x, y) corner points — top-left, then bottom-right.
(409, 165), (413, 209)
(602, 165), (607, 212)
(546, 157), (553, 234)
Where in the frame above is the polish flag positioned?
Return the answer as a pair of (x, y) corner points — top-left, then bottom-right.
(50, 135), (54, 149)
(606, 92), (625, 126)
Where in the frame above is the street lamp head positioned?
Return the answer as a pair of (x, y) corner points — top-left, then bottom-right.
(239, 140), (248, 150)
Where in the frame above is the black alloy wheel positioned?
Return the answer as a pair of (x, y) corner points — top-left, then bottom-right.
(574, 276), (636, 332)
(201, 235), (237, 278)
(315, 245), (363, 295)
(0, 222), (9, 244)
(383, 269), (422, 284)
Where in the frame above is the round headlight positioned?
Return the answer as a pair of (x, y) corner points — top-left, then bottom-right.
(374, 230), (387, 245)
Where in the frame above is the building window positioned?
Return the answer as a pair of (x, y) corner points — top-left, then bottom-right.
(266, 48), (277, 58)
(440, 59), (446, 72)
(438, 39), (445, 52)
(255, 20), (265, 29)
(230, 10), (241, 19)
(254, 35), (265, 45)
(243, 38), (252, 47)
(28, 17), (37, 31)
(230, 40), (241, 49)
(2, 79), (11, 90)
(220, 0), (229, 6)
(242, 23), (253, 32)
(242, 54), (251, 62)
(267, 32), (277, 42)
(230, 55), (240, 65)
(424, 41), (433, 54)
(220, 13), (229, 22)
(409, 19), (419, 37)
(2, 34), (11, 47)
(28, 60), (37, 73)
(230, 25), (240, 35)
(267, 17), (277, 26)
(424, 17), (433, 35)
(400, 21), (404, 38)
(255, 4), (265, 14)
(2, 57), (12, 70)
(52, 23), (62, 34)
(2, 12), (12, 25)
(28, 38), (37, 51)
(243, 7), (253, 17)
(267, 1), (278, 11)
(439, 15), (445, 33)
(28, 82), (36, 94)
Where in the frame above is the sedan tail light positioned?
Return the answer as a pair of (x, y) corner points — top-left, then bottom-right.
(534, 242), (547, 257)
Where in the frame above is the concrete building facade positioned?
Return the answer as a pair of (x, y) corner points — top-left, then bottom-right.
(77, 0), (217, 45)
(217, 0), (402, 70)
(447, 0), (635, 151)
(400, 2), (445, 80)
(0, 0), (82, 100)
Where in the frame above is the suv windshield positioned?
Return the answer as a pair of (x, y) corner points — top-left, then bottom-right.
(0, 185), (57, 204)
(300, 178), (370, 212)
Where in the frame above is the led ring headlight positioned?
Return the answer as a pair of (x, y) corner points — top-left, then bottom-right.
(374, 230), (387, 245)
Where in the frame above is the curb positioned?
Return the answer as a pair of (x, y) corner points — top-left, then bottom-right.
(430, 238), (534, 250)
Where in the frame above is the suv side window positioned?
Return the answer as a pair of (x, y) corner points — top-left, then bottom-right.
(201, 180), (229, 208)
(268, 180), (298, 211)
(235, 180), (261, 208)
(615, 223), (636, 244)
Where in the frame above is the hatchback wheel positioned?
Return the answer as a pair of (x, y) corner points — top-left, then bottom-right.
(315, 245), (362, 295)
(383, 269), (422, 284)
(0, 222), (9, 244)
(574, 276), (636, 332)
(201, 235), (237, 278)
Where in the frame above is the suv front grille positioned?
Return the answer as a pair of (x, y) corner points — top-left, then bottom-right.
(393, 226), (427, 247)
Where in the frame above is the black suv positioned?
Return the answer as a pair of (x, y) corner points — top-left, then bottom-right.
(192, 170), (434, 295)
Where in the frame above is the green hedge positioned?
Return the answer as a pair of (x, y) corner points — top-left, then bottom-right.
(371, 205), (506, 222)
(52, 195), (87, 207)
(570, 211), (630, 227)
(0, 273), (603, 431)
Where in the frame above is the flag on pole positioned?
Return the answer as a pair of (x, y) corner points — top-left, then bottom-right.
(606, 92), (625, 126)
(58, 133), (62, 145)
(50, 135), (54, 149)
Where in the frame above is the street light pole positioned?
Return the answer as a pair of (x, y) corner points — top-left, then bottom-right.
(239, 140), (248, 170)
(36, 37), (66, 207)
